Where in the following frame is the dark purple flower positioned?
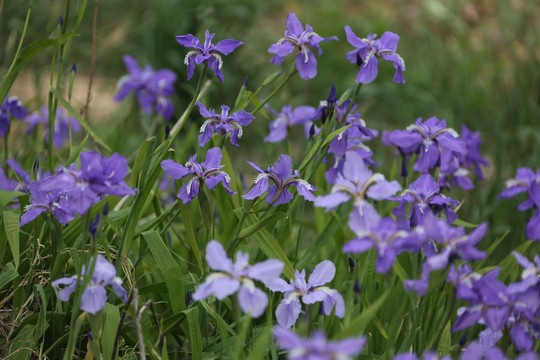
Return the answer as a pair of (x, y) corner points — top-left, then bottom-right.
(243, 154), (316, 206)
(195, 101), (254, 147)
(343, 206), (423, 274)
(25, 105), (82, 147)
(438, 151), (474, 190)
(344, 26), (405, 84)
(273, 326), (366, 360)
(392, 174), (460, 227)
(161, 147), (235, 204)
(266, 260), (345, 328)
(0, 96), (28, 137)
(268, 13), (338, 80)
(176, 30), (243, 83)
(383, 117), (466, 173)
(264, 105), (317, 143)
(460, 125), (490, 180)
(315, 151), (400, 212)
(115, 55), (176, 119)
(498, 167), (540, 241)
(19, 178), (75, 226)
(461, 341), (507, 360)
(192, 240), (283, 318)
(51, 254), (127, 315)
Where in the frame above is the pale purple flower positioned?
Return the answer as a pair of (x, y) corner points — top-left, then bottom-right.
(264, 104), (317, 143)
(273, 326), (366, 360)
(315, 151), (400, 213)
(266, 260), (345, 328)
(392, 174), (460, 227)
(25, 105), (81, 147)
(115, 55), (176, 119)
(43, 151), (136, 215)
(161, 147), (235, 204)
(51, 254), (127, 315)
(192, 240), (283, 318)
(497, 167), (540, 241)
(461, 341), (507, 360)
(383, 117), (466, 174)
(19, 178), (75, 226)
(268, 13), (338, 80)
(243, 154), (316, 206)
(0, 168), (18, 191)
(460, 125), (490, 181)
(0, 96), (28, 136)
(176, 30), (243, 82)
(343, 206), (423, 274)
(344, 26), (405, 84)
(508, 251), (540, 294)
(195, 101), (254, 147)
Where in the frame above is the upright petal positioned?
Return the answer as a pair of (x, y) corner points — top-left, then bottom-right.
(286, 13), (304, 35)
(308, 260), (336, 286)
(271, 154), (293, 181)
(205, 240), (234, 272)
(201, 147), (223, 170)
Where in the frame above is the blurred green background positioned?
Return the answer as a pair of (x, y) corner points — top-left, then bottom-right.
(2, 0), (540, 251)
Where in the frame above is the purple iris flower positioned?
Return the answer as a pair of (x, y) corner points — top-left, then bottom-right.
(264, 104), (317, 143)
(315, 151), (400, 213)
(51, 254), (128, 315)
(508, 251), (540, 294)
(161, 147), (235, 204)
(192, 240), (283, 318)
(266, 260), (345, 328)
(114, 55), (177, 119)
(404, 215), (487, 295)
(497, 167), (540, 241)
(273, 326), (366, 360)
(438, 151), (474, 190)
(461, 342), (507, 360)
(0, 96), (28, 137)
(19, 178), (75, 226)
(268, 13), (338, 80)
(195, 101), (254, 147)
(343, 206), (423, 274)
(25, 105), (81, 147)
(392, 173), (460, 227)
(176, 30), (243, 83)
(344, 26), (405, 84)
(447, 264), (483, 302)
(0, 168), (18, 191)
(460, 125), (490, 180)
(383, 117), (466, 174)
(42, 151), (136, 215)
(242, 154), (316, 206)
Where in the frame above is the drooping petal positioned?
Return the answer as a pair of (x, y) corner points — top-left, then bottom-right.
(248, 259), (284, 283)
(366, 180), (401, 200)
(343, 237), (374, 254)
(214, 39), (244, 55)
(275, 298), (302, 328)
(243, 174), (270, 200)
(161, 160), (191, 179)
(237, 285), (268, 318)
(296, 50), (318, 80)
(80, 285), (108, 315)
(52, 276), (77, 301)
(20, 207), (46, 226)
(323, 289), (345, 317)
(314, 192), (350, 210)
(356, 56), (379, 84)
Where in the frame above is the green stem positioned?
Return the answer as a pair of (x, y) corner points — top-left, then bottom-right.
(252, 61), (297, 115)
(5, 0), (33, 77)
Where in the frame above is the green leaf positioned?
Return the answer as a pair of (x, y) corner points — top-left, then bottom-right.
(321, 125), (351, 147)
(66, 133), (89, 165)
(184, 307), (203, 360)
(336, 289), (390, 339)
(453, 218), (479, 228)
(0, 262), (18, 291)
(50, 87), (111, 152)
(142, 231), (186, 313)
(5, 324), (35, 360)
(236, 212), (287, 239)
(130, 137), (155, 188)
(4, 211), (20, 269)
(0, 190), (24, 208)
(102, 303), (120, 360)
(179, 202), (204, 271)
(0, 32), (78, 102)
(437, 320), (452, 356)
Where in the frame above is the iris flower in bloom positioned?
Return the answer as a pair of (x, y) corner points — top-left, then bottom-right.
(497, 167), (540, 241)
(268, 13), (338, 80)
(273, 327), (366, 360)
(264, 104), (317, 143)
(51, 254), (127, 315)
(161, 147), (235, 204)
(114, 55), (177, 119)
(314, 151), (400, 214)
(19, 179), (75, 226)
(383, 117), (466, 174)
(344, 26), (405, 84)
(392, 173), (459, 227)
(176, 30), (243, 82)
(0, 96), (28, 137)
(192, 240), (283, 318)
(25, 105), (81, 147)
(195, 101), (254, 147)
(242, 154), (316, 206)
(266, 260), (345, 328)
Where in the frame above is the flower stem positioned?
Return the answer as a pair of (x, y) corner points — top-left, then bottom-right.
(252, 61), (297, 115)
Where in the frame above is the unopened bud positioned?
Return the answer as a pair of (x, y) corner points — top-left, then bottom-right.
(102, 202), (109, 216)
(186, 290), (193, 307)
(165, 125), (170, 139)
(242, 76), (248, 87)
(353, 278), (360, 294)
(348, 257), (355, 272)
(58, 16), (64, 26)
